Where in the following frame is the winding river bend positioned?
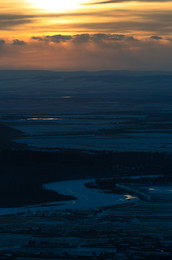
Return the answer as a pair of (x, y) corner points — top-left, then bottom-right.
(0, 179), (138, 216)
(44, 179), (138, 210)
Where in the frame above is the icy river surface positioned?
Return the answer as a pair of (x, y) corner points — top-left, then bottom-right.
(0, 179), (138, 216)
(44, 179), (138, 210)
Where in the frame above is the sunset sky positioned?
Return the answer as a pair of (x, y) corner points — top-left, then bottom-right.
(0, 0), (172, 70)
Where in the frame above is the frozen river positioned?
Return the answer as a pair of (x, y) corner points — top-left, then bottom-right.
(44, 179), (138, 210)
(0, 179), (138, 216)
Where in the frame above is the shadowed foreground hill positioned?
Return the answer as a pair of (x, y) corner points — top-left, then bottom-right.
(0, 123), (24, 150)
(0, 125), (76, 207)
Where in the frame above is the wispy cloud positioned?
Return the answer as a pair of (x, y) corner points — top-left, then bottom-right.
(91, 0), (172, 4)
(0, 2), (172, 36)
(0, 14), (34, 30)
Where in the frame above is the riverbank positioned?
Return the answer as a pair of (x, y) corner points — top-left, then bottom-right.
(0, 149), (171, 208)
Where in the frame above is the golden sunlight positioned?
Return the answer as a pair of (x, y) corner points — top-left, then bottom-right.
(28, 0), (87, 12)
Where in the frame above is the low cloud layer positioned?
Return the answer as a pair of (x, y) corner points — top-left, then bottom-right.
(0, 40), (5, 46)
(0, 33), (171, 71)
(32, 34), (139, 43)
(12, 39), (26, 46)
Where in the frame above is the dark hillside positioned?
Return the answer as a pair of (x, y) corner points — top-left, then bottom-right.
(0, 123), (24, 150)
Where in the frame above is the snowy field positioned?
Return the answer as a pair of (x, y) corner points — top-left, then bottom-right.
(2, 112), (172, 152)
(0, 181), (172, 259)
(1, 70), (172, 152)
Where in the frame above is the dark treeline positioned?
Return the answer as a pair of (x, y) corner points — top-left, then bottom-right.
(1, 149), (172, 180)
(0, 149), (172, 207)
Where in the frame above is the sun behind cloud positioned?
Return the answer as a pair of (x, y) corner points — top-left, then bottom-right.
(27, 0), (87, 12)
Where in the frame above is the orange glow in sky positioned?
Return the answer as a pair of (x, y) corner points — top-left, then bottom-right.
(1, 0), (172, 37)
(0, 0), (172, 70)
(27, 0), (87, 12)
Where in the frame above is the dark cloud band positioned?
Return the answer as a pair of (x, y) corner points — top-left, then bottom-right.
(32, 33), (139, 43)
(91, 0), (172, 4)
